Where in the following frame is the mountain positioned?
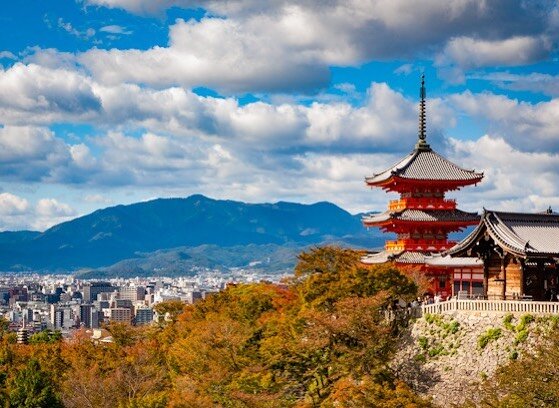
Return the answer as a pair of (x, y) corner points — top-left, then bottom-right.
(0, 195), (383, 272)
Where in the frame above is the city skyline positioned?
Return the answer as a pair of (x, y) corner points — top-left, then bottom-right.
(1, 0), (559, 231)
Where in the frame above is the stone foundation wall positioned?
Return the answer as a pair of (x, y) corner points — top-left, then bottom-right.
(392, 311), (558, 407)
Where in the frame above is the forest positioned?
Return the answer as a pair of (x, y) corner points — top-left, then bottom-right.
(0, 247), (557, 407)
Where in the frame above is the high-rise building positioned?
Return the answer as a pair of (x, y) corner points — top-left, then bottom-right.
(83, 282), (114, 303)
(91, 309), (101, 329)
(119, 286), (145, 302)
(110, 307), (132, 324)
(50, 305), (64, 329)
(80, 304), (93, 328)
(135, 306), (153, 326)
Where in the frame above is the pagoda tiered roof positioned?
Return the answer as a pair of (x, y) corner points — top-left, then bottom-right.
(362, 249), (482, 266)
(447, 210), (559, 258)
(363, 208), (479, 228)
(365, 147), (483, 190)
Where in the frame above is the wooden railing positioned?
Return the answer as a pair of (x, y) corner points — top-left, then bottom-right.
(388, 198), (456, 211)
(421, 299), (559, 315)
(385, 239), (456, 252)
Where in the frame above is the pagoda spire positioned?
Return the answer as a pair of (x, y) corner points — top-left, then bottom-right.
(416, 74), (430, 151)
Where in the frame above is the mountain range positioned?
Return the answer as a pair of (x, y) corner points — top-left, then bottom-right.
(0, 194), (384, 275)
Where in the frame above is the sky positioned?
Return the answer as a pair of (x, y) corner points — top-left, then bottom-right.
(0, 0), (559, 231)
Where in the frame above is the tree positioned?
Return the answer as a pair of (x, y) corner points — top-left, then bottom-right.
(154, 300), (186, 324)
(8, 358), (63, 408)
(294, 246), (417, 310)
(28, 330), (62, 344)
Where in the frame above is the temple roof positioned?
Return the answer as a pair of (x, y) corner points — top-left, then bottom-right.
(447, 210), (559, 258)
(362, 250), (482, 266)
(365, 148), (484, 186)
(363, 208), (480, 225)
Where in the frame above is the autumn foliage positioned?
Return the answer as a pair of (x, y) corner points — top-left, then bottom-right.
(0, 246), (431, 407)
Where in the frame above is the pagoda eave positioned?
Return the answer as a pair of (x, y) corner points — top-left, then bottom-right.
(363, 219), (479, 231)
(366, 176), (483, 192)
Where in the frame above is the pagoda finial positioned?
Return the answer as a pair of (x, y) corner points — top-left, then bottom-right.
(416, 74), (430, 151)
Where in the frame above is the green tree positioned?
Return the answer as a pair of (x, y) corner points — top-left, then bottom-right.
(8, 358), (63, 408)
(28, 330), (62, 344)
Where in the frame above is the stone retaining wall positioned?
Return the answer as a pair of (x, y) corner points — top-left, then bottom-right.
(392, 311), (558, 406)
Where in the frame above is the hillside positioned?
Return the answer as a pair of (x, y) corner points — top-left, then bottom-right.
(0, 195), (383, 272)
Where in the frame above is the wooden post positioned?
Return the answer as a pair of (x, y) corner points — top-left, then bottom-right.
(519, 258), (525, 298)
(501, 255), (507, 300)
(483, 262), (489, 299)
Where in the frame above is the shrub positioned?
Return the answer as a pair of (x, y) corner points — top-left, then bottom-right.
(478, 328), (502, 349)
(503, 313), (514, 331)
(418, 336), (429, 350)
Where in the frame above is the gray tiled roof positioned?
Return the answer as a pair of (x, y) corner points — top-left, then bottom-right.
(361, 250), (481, 266)
(425, 254), (482, 267)
(363, 209), (480, 225)
(361, 251), (392, 264)
(447, 210), (559, 258)
(366, 148), (483, 184)
(361, 250), (426, 264)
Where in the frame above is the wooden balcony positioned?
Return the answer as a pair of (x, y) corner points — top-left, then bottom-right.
(388, 198), (457, 211)
(385, 239), (456, 252)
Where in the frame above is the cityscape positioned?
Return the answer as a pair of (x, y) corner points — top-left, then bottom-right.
(1, 268), (288, 343)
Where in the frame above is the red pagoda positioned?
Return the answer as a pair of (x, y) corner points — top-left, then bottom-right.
(362, 75), (484, 297)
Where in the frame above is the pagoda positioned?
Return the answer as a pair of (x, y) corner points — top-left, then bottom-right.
(362, 75), (484, 297)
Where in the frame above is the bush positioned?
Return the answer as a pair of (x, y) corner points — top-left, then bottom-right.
(478, 328), (502, 349)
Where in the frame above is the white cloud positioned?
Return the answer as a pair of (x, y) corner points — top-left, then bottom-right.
(448, 135), (559, 212)
(0, 63), (101, 124)
(450, 91), (559, 152)
(0, 51), (17, 60)
(99, 25), (132, 35)
(83, 194), (113, 204)
(468, 71), (559, 97)
(58, 18), (96, 40)
(0, 193), (76, 231)
(0, 126), (71, 181)
(0, 193), (30, 215)
(80, 16), (330, 93)
(437, 35), (552, 77)
(78, 1), (558, 93)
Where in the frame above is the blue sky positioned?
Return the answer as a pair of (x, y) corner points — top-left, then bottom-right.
(1, 0), (559, 230)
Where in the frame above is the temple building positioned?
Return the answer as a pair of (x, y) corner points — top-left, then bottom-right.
(362, 75), (484, 297)
(445, 209), (559, 301)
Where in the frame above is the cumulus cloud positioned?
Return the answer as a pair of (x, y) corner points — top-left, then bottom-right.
(0, 66), (450, 154)
(80, 17), (330, 93)
(78, 0), (558, 92)
(439, 36), (552, 70)
(436, 35), (553, 82)
(468, 71), (559, 97)
(0, 63), (101, 124)
(0, 193), (30, 216)
(450, 91), (559, 153)
(0, 193), (76, 231)
(0, 126), (72, 181)
(448, 135), (559, 212)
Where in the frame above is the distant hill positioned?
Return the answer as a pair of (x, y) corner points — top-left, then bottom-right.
(0, 195), (383, 272)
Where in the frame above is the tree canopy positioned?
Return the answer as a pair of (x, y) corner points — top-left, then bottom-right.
(0, 246), (430, 407)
